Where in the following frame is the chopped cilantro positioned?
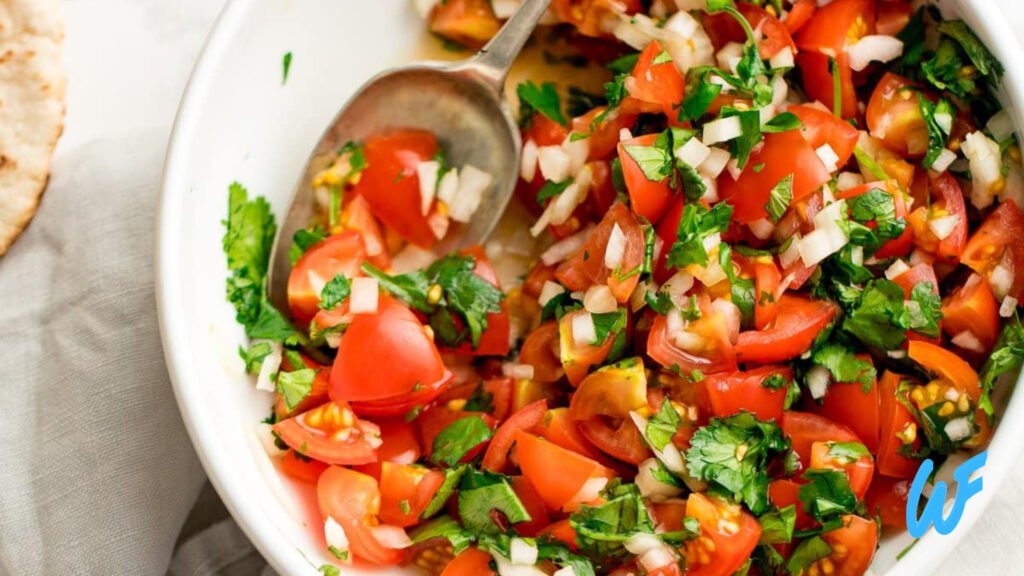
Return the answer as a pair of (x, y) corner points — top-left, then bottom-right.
(762, 112), (802, 133)
(679, 80), (722, 122)
(276, 350), (316, 410)
(569, 483), (656, 561)
(239, 341), (273, 374)
(786, 536), (832, 575)
(430, 416), (493, 466)
(282, 52), (293, 84)
(318, 274), (351, 310)
(810, 343), (876, 392)
(288, 226), (326, 266)
(421, 466), (468, 519)
(409, 514), (474, 553)
(979, 312), (1024, 415)
(758, 505), (796, 544)
(518, 81), (567, 126)
(458, 469), (532, 534)
(841, 279), (912, 350)
(537, 180), (572, 206)
(765, 174), (793, 223)
(666, 202), (734, 269)
(798, 469), (857, 524)
(646, 399), (682, 451)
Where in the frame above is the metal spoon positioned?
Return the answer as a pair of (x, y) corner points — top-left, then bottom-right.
(267, 0), (551, 312)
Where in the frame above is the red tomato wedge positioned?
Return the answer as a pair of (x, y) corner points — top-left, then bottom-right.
(942, 274), (1000, 353)
(441, 548), (496, 576)
(443, 246), (511, 356)
(556, 203), (646, 302)
(379, 463), (445, 527)
(532, 407), (610, 464)
(353, 418), (422, 479)
(510, 475), (551, 537)
(808, 355), (880, 452)
(482, 399), (548, 473)
(789, 103), (859, 168)
(780, 411), (861, 468)
(704, 365), (791, 422)
(783, 0), (817, 34)
(618, 135), (674, 224)
(318, 467), (407, 565)
(796, 50), (858, 119)
(628, 40), (685, 117)
(821, 515), (878, 576)
(877, 370), (922, 479)
(796, 0), (875, 56)
(682, 493), (761, 576)
(769, 479), (816, 530)
(703, 2), (797, 59)
(352, 130), (440, 249)
(515, 431), (615, 511)
(279, 450), (329, 484)
(331, 294), (448, 407)
(866, 73), (931, 157)
(907, 172), (969, 262)
(962, 200), (1024, 300)
(907, 340), (981, 401)
(866, 476), (911, 529)
(558, 309), (616, 386)
(273, 401), (378, 466)
(287, 231), (367, 325)
(274, 353), (331, 421)
(720, 131), (831, 223)
(736, 295), (837, 364)
(809, 440), (874, 500)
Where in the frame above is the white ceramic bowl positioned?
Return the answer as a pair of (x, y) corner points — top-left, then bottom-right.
(156, 1), (1024, 574)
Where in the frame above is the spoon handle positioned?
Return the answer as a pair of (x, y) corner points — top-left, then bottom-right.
(464, 0), (552, 90)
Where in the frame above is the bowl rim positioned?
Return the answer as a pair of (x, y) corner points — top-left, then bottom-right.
(155, 1), (1024, 575)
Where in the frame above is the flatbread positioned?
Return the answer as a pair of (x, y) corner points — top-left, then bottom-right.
(0, 0), (65, 256)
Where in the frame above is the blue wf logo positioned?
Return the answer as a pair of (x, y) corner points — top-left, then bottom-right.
(906, 450), (987, 538)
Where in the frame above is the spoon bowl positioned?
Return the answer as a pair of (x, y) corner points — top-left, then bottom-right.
(267, 0), (551, 312)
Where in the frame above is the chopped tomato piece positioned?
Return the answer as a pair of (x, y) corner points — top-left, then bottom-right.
(819, 515), (878, 576)
(809, 440), (874, 500)
(704, 365), (791, 422)
(682, 493), (761, 576)
(482, 400), (548, 473)
(318, 467), (406, 565)
(279, 450), (329, 484)
(736, 295), (837, 364)
(515, 431), (615, 511)
(274, 353), (331, 420)
(519, 322), (565, 384)
(617, 135), (674, 224)
(429, 0), (501, 49)
(443, 247), (511, 357)
(808, 355), (880, 452)
(379, 463), (445, 527)
(532, 407), (610, 464)
(866, 73), (931, 157)
(962, 201), (1024, 300)
(441, 548), (496, 576)
(877, 370), (922, 479)
(780, 411), (860, 468)
(866, 476), (911, 529)
(628, 41), (684, 117)
(647, 295), (738, 376)
(558, 309), (616, 386)
(510, 475), (551, 536)
(556, 203), (646, 302)
(287, 231), (367, 325)
(273, 401), (378, 465)
(942, 274), (1000, 353)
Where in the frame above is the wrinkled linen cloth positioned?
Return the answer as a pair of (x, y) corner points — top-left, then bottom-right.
(0, 0), (1023, 575)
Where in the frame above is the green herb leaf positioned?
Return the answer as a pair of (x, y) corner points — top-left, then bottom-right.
(938, 20), (1004, 79)
(537, 180), (572, 206)
(979, 311), (1024, 414)
(288, 226), (326, 266)
(679, 81), (722, 122)
(646, 399), (682, 451)
(282, 52), (293, 84)
(430, 416), (494, 466)
(319, 274), (352, 310)
(239, 341), (273, 374)
(909, 281), (943, 338)
(826, 441), (871, 463)
(762, 112), (802, 133)
(458, 469), (532, 534)
(318, 565), (340, 576)
(786, 536), (832, 575)
(798, 469), (857, 523)
(518, 81), (567, 126)
(623, 143), (674, 182)
(758, 505), (796, 544)
(811, 343), (876, 391)
(765, 174), (794, 223)
(719, 245), (756, 329)
(666, 202), (734, 269)
(409, 514), (475, 553)
(569, 483), (656, 561)
(842, 279), (911, 350)
(276, 363), (316, 411)
(421, 466), (468, 519)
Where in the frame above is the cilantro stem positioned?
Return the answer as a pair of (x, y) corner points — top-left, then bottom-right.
(830, 57), (842, 118)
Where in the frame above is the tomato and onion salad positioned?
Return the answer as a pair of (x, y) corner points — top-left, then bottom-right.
(220, 2), (1024, 574)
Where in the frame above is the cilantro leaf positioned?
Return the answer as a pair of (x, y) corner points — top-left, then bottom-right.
(623, 142), (674, 182)
(430, 416), (494, 466)
(719, 244), (756, 329)
(607, 53), (640, 74)
(318, 565), (340, 576)
(223, 182), (276, 329)
(979, 312), (1024, 415)
(786, 536), (832, 575)
(458, 469), (532, 534)
(288, 226), (326, 266)
(282, 52), (293, 84)
(810, 343), (876, 392)
(908, 281), (943, 338)
(723, 108), (763, 169)
(463, 382), (495, 413)
(319, 274), (352, 310)
(761, 112), (802, 133)
(239, 341), (273, 374)
(826, 441), (871, 463)
(758, 505), (796, 544)
(920, 95), (954, 169)
(685, 412), (790, 515)
(537, 180), (572, 206)
(518, 81), (567, 126)
(797, 469), (857, 523)
(765, 174), (793, 223)
(678, 161), (708, 202)
(538, 542), (598, 576)
(421, 466), (467, 519)
(666, 202), (734, 269)
(842, 279), (910, 350)
(679, 80), (722, 122)
(646, 399), (682, 451)
(276, 353), (315, 411)
(938, 20), (1003, 79)
(569, 483), (656, 561)
(409, 514), (474, 553)
(592, 309), (627, 346)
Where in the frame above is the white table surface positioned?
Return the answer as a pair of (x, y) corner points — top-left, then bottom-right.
(59, 0), (1024, 574)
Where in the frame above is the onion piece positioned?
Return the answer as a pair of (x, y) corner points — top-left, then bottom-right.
(638, 546), (677, 572)
(929, 148), (957, 173)
(537, 146), (572, 183)
(256, 340), (283, 392)
(492, 0), (521, 19)
(541, 225), (592, 265)
(770, 47), (795, 69)
(748, 218), (775, 240)
(928, 214), (960, 240)
(324, 516), (351, 562)
(629, 412), (685, 473)
(1001, 296), (1019, 317)
(562, 135), (590, 177)
(625, 532), (667, 555)
(572, 312), (597, 345)
(990, 263), (1014, 300)
(521, 139), (539, 183)
(847, 35), (904, 72)
(945, 417), (973, 442)
(815, 143), (840, 173)
(676, 137), (711, 169)
(539, 280), (567, 307)
(703, 116), (743, 145)
(349, 277), (380, 314)
(806, 365), (831, 400)
(779, 235), (802, 268)
(962, 131), (1003, 209)
(370, 525), (412, 549)
(701, 147), (731, 178)
(885, 259), (910, 280)
(836, 171), (865, 191)
(952, 331), (985, 353)
(605, 223), (627, 270)
(635, 458), (683, 501)
(449, 165), (492, 222)
(988, 109), (1016, 142)
(417, 160), (440, 216)
(584, 285), (618, 314)
(436, 168), (460, 205)
(510, 538), (539, 566)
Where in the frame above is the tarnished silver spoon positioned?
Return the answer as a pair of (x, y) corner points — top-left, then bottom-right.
(267, 0), (551, 312)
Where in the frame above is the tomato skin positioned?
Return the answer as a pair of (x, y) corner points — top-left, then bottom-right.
(348, 371), (453, 418)
(789, 103), (859, 168)
(704, 3), (796, 60)
(331, 294), (448, 407)
(556, 203), (646, 303)
(618, 134), (674, 224)
(379, 463), (445, 527)
(783, 0), (816, 34)
(866, 476), (911, 528)
(720, 131), (831, 223)
(821, 515), (878, 576)
(515, 431), (615, 511)
(441, 547), (496, 576)
(942, 274), (1000, 353)
(704, 365), (791, 422)
(628, 41), (684, 117)
(781, 411), (860, 468)
(769, 479), (816, 530)
(683, 493), (761, 576)
(796, 50), (858, 119)
(907, 340), (981, 401)
(736, 295), (837, 364)
(532, 407), (610, 464)
(647, 304), (738, 376)
(909, 172), (969, 262)
(866, 73), (930, 157)
(482, 400), (548, 473)
(510, 475), (551, 536)
(876, 0), (912, 36)
(752, 258), (782, 330)
(279, 450), (329, 484)
(796, 0), (874, 55)
(273, 402), (378, 466)
(810, 441), (874, 501)
(539, 519), (579, 549)
(877, 370), (921, 479)
(519, 322), (564, 384)
(317, 466), (406, 565)
(962, 201), (1024, 301)
(352, 418), (422, 479)
(808, 356), (880, 453)
(444, 247), (511, 357)
(559, 310), (615, 386)
(287, 231), (367, 325)
(418, 407), (496, 461)
(577, 417), (652, 464)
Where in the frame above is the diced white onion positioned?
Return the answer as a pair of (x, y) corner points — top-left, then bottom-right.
(541, 225), (593, 265)
(930, 148), (958, 173)
(799, 229), (841, 266)
(635, 458), (683, 502)
(850, 245), (864, 266)
(572, 312), (597, 345)
(676, 137), (711, 169)
(779, 235), (802, 268)
(952, 331), (985, 353)
(703, 116), (744, 145)
(256, 340), (283, 392)
(612, 13), (659, 50)
(990, 263), (1014, 300)
(605, 223), (627, 270)
(885, 259), (910, 280)
(620, 128), (634, 142)
(370, 525), (412, 549)
(563, 135), (590, 177)
(307, 270), (328, 297)
(349, 277), (379, 315)
(638, 546), (677, 572)
(945, 417), (973, 442)
(630, 280), (651, 312)
(988, 109), (1016, 141)
(521, 139), (539, 182)
(701, 174), (720, 203)
(1001, 296), (1019, 317)
(847, 35), (904, 72)
(749, 218), (776, 240)
(584, 285), (618, 314)
(492, 0), (521, 19)
(928, 214), (960, 240)
(711, 298), (741, 343)
(698, 256), (729, 287)
(437, 168), (460, 205)
(661, 10), (715, 73)
(770, 47), (795, 69)
(887, 350), (907, 359)
(417, 161), (440, 216)
(663, 271), (695, 305)
(495, 558), (548, 576)
(531, 165), (592, 236)
(816, 143), (840, 173)
(701, 147), (731, 178)
(963, 131), (1004, 209)
(553, 567), (576, 576)
(391, 244), (437, 275)
(324, 516), (351, 561)
(539, 281), (567, 307)
(716, 42), (745, 74)
(836, 171), (865, 191)
(625, 532), (668, 555)
(538, 146), (573, 183)
(507, 363), (535, 380)
(726, 158), (743, 180)
(449, 165), (492, 222)
(568, 477), (609, 509)
(806, 365), (831, 400)
(672, 330), (707, 353)
(510, 538), (539, 566)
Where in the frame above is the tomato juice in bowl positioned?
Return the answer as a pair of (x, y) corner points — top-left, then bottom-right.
(157, 1), (1024, 574)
